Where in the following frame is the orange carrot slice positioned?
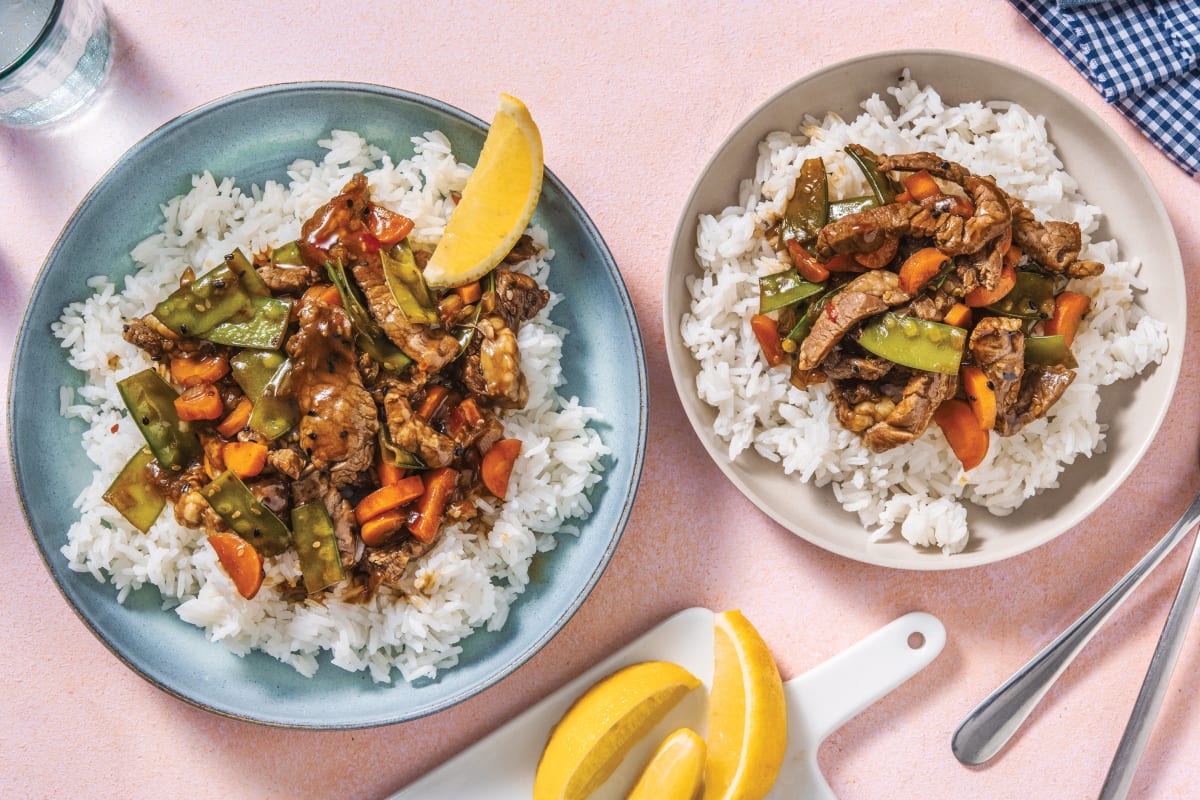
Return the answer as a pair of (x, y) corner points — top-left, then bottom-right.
(943, 303), (973, 329)
(482, 439), (523, 499)
(408, 467), (458, 544)
(174, 383), (224, 421)
(961, 366), (997, 431)
(222, 440), (268, 479)
(934, 399), (989, 471)
(897, 247), (951, 294)
(750, 314), (786, 367)
(170, 353), (229, 387)
(965, 263), (1017, 308)
(208, 533), (264, 599)
(216, 397), (253, 438)
(360, 511), (407, 547)
(1044, 291), (1090, 347)
(354, 476), (425, 525)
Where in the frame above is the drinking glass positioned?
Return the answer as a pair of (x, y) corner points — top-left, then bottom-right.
(0, 0), (112, 127)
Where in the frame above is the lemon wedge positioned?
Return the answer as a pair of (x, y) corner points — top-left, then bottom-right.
(702, 610), (787, 800)
(423, 93), (543, 288)
(627, 727), (707, 800)
(533, 660), (700, 800)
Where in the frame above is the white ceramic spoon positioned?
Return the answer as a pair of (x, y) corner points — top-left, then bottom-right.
(391, 608), (946, 799)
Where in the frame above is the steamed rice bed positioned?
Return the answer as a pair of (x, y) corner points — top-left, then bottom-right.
(53, 130), (608, 681)
(682, 75), (1168, 554)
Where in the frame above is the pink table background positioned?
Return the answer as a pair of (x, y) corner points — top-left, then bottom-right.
(3, 2), (1199, 798)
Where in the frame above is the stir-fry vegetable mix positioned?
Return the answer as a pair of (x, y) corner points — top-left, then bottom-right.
(106, 176), (546, 599)
(753, 147), (1099, 469)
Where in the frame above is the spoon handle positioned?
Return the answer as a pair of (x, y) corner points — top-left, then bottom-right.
(1099, 521), (1200, 799)
(952, 491), (1200, 765)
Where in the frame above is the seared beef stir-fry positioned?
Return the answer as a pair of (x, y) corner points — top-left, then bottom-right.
(755, 147), (1099, 468)
(109, 174), (548, 598)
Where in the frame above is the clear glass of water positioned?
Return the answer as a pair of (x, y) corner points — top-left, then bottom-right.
(0, 0), (112, 127)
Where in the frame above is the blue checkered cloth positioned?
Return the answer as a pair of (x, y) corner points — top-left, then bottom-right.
(1010, 0), (1200, 176)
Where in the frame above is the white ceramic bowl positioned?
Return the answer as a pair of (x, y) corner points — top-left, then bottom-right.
(663, 50), (1185, 570)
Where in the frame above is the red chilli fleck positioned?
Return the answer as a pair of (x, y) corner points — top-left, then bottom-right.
(110, 424), (119, 433)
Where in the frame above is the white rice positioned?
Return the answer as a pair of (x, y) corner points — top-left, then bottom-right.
(52, 130), (609, 681)
(682, 73), (1168, 555)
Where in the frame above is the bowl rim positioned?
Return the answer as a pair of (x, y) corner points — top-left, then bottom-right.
(9, 80), (648, 726)
(663, 48), (1185, 570)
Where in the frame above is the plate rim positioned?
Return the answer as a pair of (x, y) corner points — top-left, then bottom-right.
(9, 80), (648, 726)
(663, 48), (1186, 570)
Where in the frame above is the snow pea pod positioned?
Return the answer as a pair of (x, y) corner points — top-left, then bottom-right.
(152, 263), (256, 337)
(381, 242), (439, 325)
(325, 260), (413, 372)
(199, 471), (291, 557)
(290, 502), (345, 594)
(248, 358), (298, 440)
(845, 145), (898, 206)
(224, 248), (271, 298)
(759, 268), (825, 314)
(102, 446), (165, 533)
(270, 240), (304, 266)
(379, 426), (426, 471)
(779, 158), (828, 246)
(857, 312), (968, 375)
(230, 349), (285, 400)
(986, 271), (1056, 321)
(117, 368), (202, 470)
(828, 195), (878, 221)
(204, 296), (293, 349)
(1025, 334), (1078, 368)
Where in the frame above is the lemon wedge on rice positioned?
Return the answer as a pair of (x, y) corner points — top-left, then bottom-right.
(423, 93), (543, 288)
(533, 660), (700, 800)
(627, 727), (707, 800)
(703, 610), (788, 800)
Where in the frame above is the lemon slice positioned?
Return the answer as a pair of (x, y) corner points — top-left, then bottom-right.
(533, 660), (700, 800)
(627, 727), (707, 800)
(423, 93), (543, 287)
(703, 610), (787, 800)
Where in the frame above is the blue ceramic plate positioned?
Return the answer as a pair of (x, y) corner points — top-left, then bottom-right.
(9, 83), (646, 728)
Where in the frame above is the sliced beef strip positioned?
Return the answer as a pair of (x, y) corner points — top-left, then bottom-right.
(1000, 365), (1076, 436)
(831, 380), (896, 433)
(256, 262), (320, 294)
(822, 349), (894, 381)
(122, 315), (181, 360)
(380, 382), (457, 468)
(286, 302), (379, 489)
(1006, 195), (1104, 278)
(968, 316), (1025, 426)
(502, 234), (539, 265)
(266, 446), (306, 480)
(494, 268), (549, 330)
(367, 538), (433, 589)
(290, 471), (360, 569)
(795, 271), (911, 371)
(816, 159), (1009, 259)
(957, 232), (1007, 293)
(350, 258), (461, 372)
(904, 288), (959, 323)
(862, 371), (958, 452)
(247, 477), (290, 519)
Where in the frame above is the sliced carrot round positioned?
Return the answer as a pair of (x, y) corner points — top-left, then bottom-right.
(482, 439), (522, 499)
(964, 262), (1017, 308)
(208, 532), (264, 599)
(934, 399), (989, 471)
(961, 367), (997, 431)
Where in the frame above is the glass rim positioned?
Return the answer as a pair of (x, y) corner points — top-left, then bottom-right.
(0, 0), (67, 81)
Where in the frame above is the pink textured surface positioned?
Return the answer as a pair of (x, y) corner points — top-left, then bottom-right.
(2, 2), (1199, 798)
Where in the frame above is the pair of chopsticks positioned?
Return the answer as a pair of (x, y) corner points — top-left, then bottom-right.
(1099, 523), (1200, 797)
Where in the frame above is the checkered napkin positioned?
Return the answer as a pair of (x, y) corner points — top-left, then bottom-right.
(1008, 0), (1200, 176)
